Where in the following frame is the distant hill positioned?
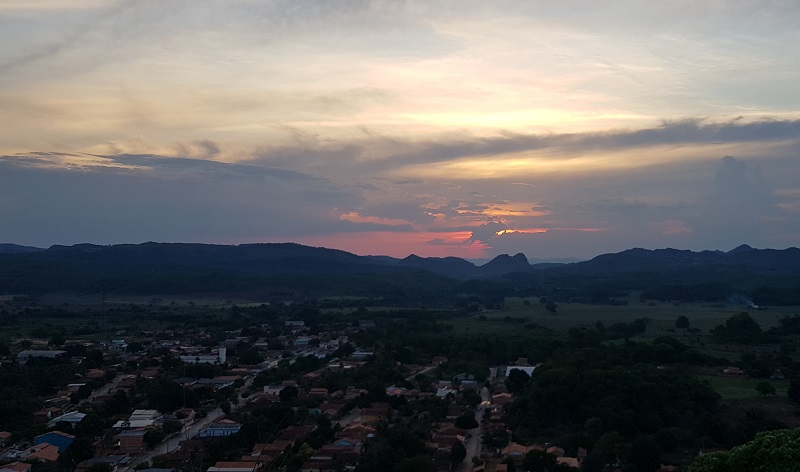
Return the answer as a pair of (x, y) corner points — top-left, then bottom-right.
(0, 243), (42, 254)
(0, 242), (534, 297)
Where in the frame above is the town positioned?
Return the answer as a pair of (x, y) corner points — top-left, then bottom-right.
(3, 290), (800, 472)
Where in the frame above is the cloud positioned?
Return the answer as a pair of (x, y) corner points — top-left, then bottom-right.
(0, 152), (363, 246)
(465, 221), (512, 245)
(0, 1), (132, 76)
(371, 118), (800, 171)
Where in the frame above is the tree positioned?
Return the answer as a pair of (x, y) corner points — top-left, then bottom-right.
(450, 441), (467, 467)
(675, 315), (690, 333)
(455, 413), (479, 430)
(506, 368), (531, 394)
(58, 437), (95, 468)
(280, 385), (298, 402)
(483, 429), (510, 449)
(144, 429), (166, 448)
(627, 436), (661, 472)
(238, 347), (263, 365)
(687, 428), (800, 472)
(755, 381), (776, 397)
(585, 432), (626, 472)
(713, 312), (762, 344)
(789, 379), (800, 404)
(523, 450), (558, 471)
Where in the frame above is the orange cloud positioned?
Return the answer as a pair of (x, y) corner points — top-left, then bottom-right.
(339, 211), (414, 227)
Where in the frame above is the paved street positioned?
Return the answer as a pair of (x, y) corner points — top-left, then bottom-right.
(459, 386), (490, 472)
(120, 407), (223, 471)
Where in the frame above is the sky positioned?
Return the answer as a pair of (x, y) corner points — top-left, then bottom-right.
(1, 0), (799, 260)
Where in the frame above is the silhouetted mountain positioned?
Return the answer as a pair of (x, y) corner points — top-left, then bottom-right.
(398, 254), (477, 278)
(556, 246), (800, 277)
(2, 242), (800, 303)
(728, 244), (755, 254)
(476, 253), (531, 277)
(0, 243), (42, 254)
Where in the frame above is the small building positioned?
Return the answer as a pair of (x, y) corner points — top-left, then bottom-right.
(115, 430), (147, 453)
(0, 462), (32, 472)
(76, 455), (130, 472)
(16, 350), (67, 364)
(556, 457), (580, 469)
(199, 419), (242, 438)
(0, 431), (12, 447)
(113, 409), (161, 429)
(180, 347), (227, 365)
(308, 388), (329, 398)
(206, 462), (260, 472)
(23, 443), (61, 462)
(47, 411), (87, 428)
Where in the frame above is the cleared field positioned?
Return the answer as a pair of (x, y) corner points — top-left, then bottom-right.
(699, 374), (789, 400)
(495, 297), (794, 333)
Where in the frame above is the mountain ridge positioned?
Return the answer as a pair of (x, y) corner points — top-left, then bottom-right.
(2, 242), (800, 299)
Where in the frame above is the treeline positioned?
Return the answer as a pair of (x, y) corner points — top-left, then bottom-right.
(505, 344), (787, 471)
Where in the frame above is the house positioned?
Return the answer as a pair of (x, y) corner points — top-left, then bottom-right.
(308, 388), (329, 398)
(115, 430), (147, 453)
(206, 462), (260, 472)
(300, 456), (338, 472)
(34, 431), (75, 450)
(279, 425), (317, 442)
(723, 367), (745, 377)
(16, 350), (66, 364)
(546, 446), (565, 457)
(0, 462), (32, 472)
(501, 443), (534, 461)
(76, 455), (130, 472)
(248, 440), (293, 464)
(335, 424), (375, 442)
(556, 457), (580, 469)
(199, 419), (242, 438)
(180, 347), (227, 365)
(317, 444), (361, 466)
(113, 409), (161, 429)
(194, 377), (236, 390)
(23, 443), (61, 462)
(491, 393), (514, 406)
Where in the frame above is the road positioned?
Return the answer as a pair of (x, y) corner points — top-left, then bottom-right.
(120, 407), (222, 471)
(405, 365), (436, 381)
(121, 375), (254, 471)
(459, 386), (490, 472)
(86, 374), (127, 403)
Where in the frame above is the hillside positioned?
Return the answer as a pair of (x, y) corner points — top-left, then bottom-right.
(1, 242), (799, 303)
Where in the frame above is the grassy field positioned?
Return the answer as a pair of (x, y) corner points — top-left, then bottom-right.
(495, 297), (794, 333)
(699, 374), (790, 400)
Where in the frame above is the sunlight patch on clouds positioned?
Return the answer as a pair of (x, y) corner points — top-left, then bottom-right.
(338, 212), (414, 228)
(288, 230), (487, 258)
